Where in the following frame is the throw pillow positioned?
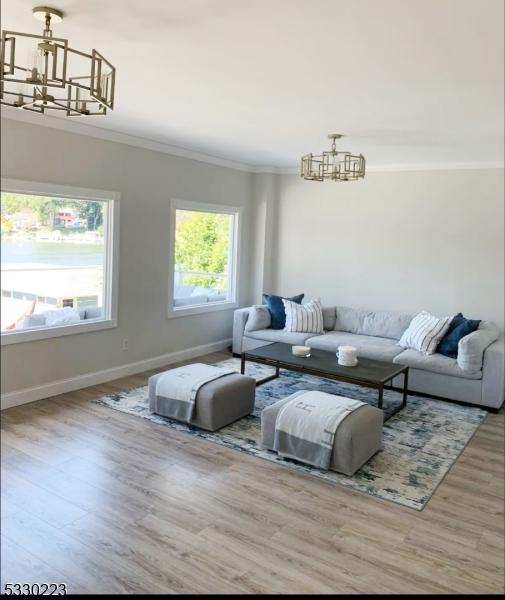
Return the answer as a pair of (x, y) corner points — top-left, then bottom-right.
(283, 298), (324, 334)
(437, 313), (481, 358)
(245, 305), (272, 332)
(398, 311), (454, 355)
(262, 293), (304, 329)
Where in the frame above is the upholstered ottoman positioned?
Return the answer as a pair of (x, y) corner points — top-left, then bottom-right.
(148, 370), (255, 432)
(261, 391), (383, 476)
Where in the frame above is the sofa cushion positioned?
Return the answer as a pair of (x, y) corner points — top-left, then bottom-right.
(335, 306), (412, 340)
(457, 321), (500, 373)
(208, 292), (227, 303)
(245, 306), (271, 332)
(174, 294), (208, 307)
(322, 306), (337, 331)
(306, 332), (404, 362)
(19, 313), (47, 329)
(42, 307), (81, 326)
(393, 349), (482, 380)
(245, 329), (315, 346)
(174, 284), (195, 298)
(191, 286), (213, 297)
(263, 293), (304, 329)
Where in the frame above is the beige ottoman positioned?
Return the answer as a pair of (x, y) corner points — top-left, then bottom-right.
(149, 370), (255, 432)
(261, 391), (383, 476)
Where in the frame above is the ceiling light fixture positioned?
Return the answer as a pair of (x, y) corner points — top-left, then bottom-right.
(0, 6), (115, 116)
(301, 134), (365, 181)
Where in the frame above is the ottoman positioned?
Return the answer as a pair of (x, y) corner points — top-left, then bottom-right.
(148, 369), (255, 432)
(261, 391), (383, 476)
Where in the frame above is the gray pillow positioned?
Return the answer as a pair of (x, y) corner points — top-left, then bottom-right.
(322, 306), (336, 331)
(245, 305), (271, 332)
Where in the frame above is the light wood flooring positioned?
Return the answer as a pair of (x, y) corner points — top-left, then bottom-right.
(1, 350), (504, 594)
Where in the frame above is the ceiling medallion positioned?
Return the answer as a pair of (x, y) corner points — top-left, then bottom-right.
(0, 6), (115, 116)
(301, 134), (365, 181)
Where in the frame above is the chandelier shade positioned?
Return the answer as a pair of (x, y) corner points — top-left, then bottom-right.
(301, 134), (365, 181)
(0, 6), (115, 116)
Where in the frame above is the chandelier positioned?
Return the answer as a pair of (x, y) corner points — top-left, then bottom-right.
(301, 134), (365, 181)
(0, 6), (115, 116)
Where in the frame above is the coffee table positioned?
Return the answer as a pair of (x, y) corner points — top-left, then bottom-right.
(241, 342), (409, 412)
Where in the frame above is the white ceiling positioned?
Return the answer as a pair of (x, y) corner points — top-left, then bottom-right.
(1, 0), (504, 169)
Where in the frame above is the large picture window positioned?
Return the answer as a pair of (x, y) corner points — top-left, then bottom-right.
(169, 200), (240, 316)
(1, 179), (119, 344)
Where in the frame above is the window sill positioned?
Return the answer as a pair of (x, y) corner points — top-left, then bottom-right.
(167, 301), (238, 319)
(0, 318), (117, 346)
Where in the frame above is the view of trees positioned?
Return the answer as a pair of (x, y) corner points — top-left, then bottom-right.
(175, 210), (230, 288)
(1, 193), (103, 233)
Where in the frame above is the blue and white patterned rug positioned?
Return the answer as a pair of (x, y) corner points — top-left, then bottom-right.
(95, 358), (487, 511)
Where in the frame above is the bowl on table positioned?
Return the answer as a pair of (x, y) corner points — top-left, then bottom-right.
(292, 345), (311, 357)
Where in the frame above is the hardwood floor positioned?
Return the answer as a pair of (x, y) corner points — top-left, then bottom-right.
(1, 350), (504, 594)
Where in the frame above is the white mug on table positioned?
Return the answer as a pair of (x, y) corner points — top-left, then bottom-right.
(336, 345), (358, 366)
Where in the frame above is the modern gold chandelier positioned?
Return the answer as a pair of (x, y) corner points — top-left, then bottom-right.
(301, 134), (366, 181)
(0, 6), (115, 116)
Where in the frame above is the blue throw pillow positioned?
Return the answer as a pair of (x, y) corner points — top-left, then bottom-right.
(262, 293), (304, 329)
(438, 313), (481, 358)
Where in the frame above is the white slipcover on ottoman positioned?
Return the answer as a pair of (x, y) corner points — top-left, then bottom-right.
(261, 391), (383, 476)
(149, 369), (255, 432)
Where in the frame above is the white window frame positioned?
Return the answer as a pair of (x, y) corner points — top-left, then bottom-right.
(168, 199), (241, 318)
(1, 178), (120, 345)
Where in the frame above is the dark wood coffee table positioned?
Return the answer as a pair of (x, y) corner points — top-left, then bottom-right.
(241, 342), (409, 412)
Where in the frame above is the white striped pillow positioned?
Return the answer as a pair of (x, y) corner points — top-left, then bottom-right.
(283, 298), (324, 334)
(398, 311), (454, 355)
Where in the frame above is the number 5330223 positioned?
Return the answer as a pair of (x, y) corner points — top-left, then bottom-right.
(3, 583), (67, 595)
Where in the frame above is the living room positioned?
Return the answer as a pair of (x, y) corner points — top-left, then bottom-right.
(1, 0), (504, 595)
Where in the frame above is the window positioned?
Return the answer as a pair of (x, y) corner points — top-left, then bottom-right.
(1, 179), (119, 344)
(169, 200), (240, 316)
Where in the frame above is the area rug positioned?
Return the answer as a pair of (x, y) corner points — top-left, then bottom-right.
(94, 358), (487, 510)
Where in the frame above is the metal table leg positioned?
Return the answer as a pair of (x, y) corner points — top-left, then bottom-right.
(378, 385), (384, 409)
(402, 367), (409, 408)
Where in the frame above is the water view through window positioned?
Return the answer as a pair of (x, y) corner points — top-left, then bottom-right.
(1, 192), (106, 332)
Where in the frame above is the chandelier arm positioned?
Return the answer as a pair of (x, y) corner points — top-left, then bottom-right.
(0, 6), (115, 117)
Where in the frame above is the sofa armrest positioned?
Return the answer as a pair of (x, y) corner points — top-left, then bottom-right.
(233, 307), (252, 355)
(481, 337), (505, 409)
(457, 321), (499, 373)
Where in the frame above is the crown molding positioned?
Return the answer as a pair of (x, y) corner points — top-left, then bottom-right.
(365, 162), (504, 172)
(0, 107), (254, 173)
(2, 108), (503, 175)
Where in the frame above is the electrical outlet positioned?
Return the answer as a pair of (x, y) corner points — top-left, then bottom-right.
(122, 339), (129, 350)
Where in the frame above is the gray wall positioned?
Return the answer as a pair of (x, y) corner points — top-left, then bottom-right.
(1, 118), (253, 395)
(2, 117), (503, 398)
(269, 169), (504, 328)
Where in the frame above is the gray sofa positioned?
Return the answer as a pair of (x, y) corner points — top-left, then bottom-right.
(233, 305), (505, 409)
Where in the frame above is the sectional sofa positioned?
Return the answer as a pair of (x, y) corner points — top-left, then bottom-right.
(233, 305), (505, 409)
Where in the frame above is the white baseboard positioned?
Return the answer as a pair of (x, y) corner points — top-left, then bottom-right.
(1, 338), (232, 410)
